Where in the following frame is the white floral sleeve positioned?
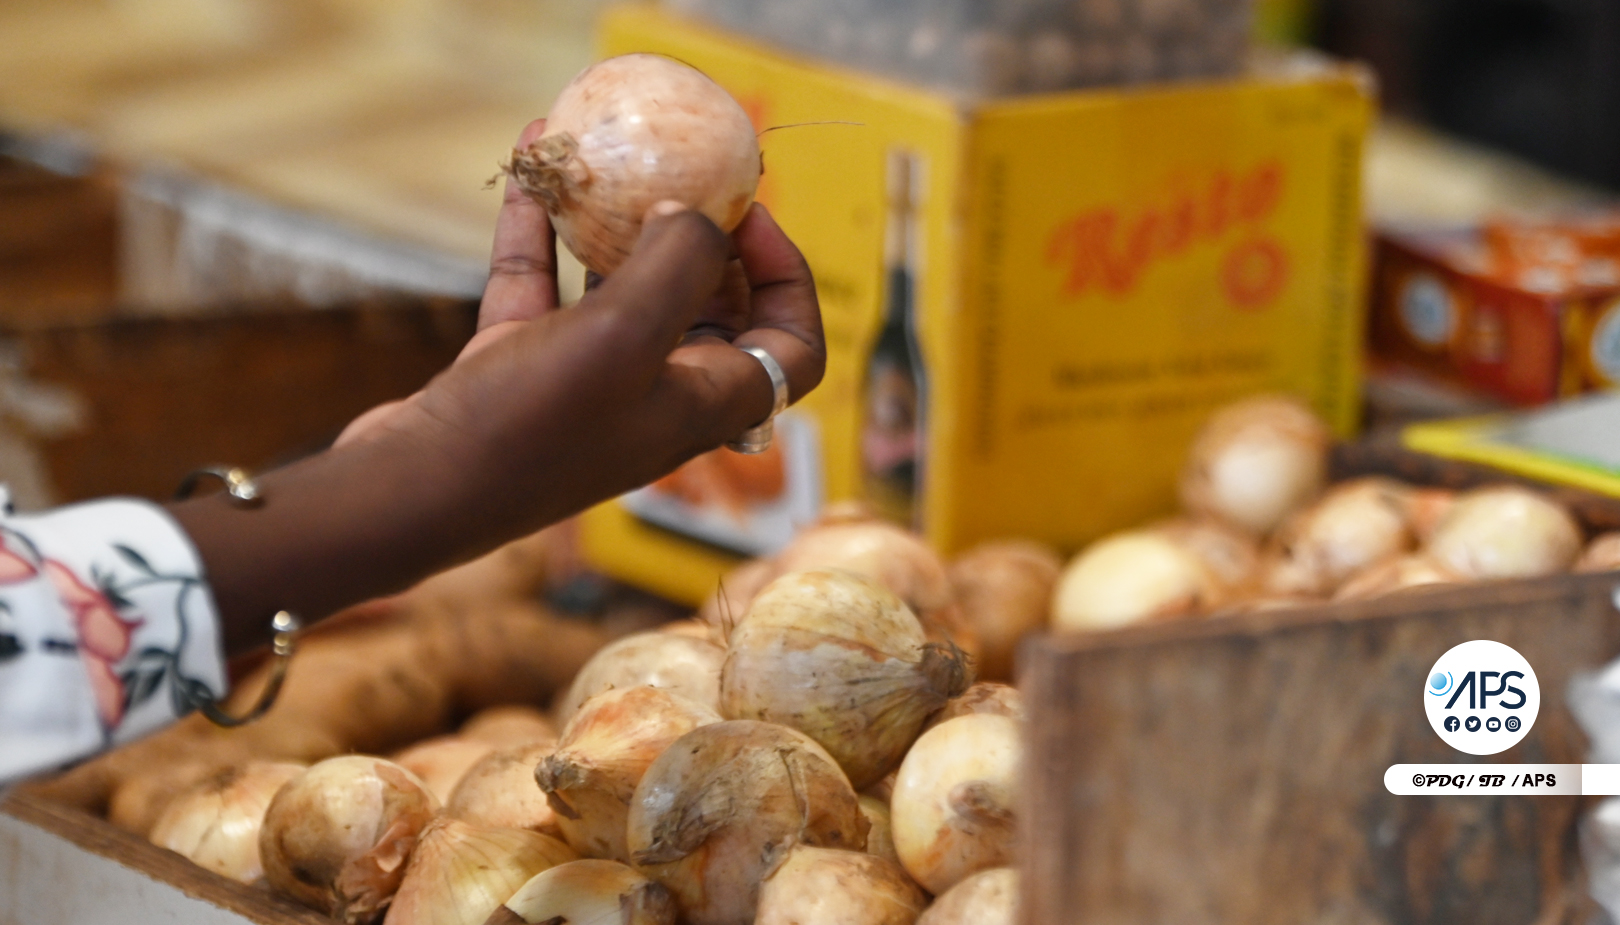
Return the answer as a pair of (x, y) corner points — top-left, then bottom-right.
(0, 490), (225, 784)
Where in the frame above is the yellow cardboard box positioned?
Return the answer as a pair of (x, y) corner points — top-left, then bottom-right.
(583, 6), (1373, 605)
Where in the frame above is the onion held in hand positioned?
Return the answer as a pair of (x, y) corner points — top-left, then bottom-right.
(509, 54), (761, 276)
(720, 569), (969, 789)
(626, 720), (867, 925)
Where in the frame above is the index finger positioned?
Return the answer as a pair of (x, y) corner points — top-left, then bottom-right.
(480, 118), (560, 329)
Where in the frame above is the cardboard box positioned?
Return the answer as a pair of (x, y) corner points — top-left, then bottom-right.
(1370, 223), (1620, 406)
(584, 6), (1372, 605)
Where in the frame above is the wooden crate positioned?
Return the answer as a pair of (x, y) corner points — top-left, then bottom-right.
(1021, 443), (1620, 925)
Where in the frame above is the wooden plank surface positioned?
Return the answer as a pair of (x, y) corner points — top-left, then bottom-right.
(1020, 572), (1620, 925)
(0, 790), (329, 925)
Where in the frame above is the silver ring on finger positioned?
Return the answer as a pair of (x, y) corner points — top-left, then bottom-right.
(725, 345), (790, 454)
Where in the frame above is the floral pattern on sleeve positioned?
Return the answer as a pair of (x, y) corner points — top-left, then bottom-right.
(0, 494), (224, 783)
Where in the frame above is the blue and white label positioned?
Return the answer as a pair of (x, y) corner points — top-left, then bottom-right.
(1399, 271), (1455, 347)
(1425, 640), (1539, 756)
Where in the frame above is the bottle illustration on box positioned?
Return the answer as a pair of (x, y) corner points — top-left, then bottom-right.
(861, 149), (928, 529)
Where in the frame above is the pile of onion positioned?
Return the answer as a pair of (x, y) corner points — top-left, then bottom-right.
(626, 720), (867, 925)
(537, 685), (721, 862)
(720, 569), (969, 789)
(259, 756), (439, 924)
(507, 53), (762, 277)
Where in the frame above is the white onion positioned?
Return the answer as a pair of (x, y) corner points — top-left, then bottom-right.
(720, 570), (969, 789)
(382, 817), (575, 925)
(626, 720), (867, 925)
(948, 540), (1061, 682)
(390, 736), (496, 804)
(148, 761), (305, 884)
(1051, 530), (1218, 631)
(1259, 478), (1415, 597)
(494, 859), (677, 925)
(1578, 532), (1620, 574)
(510, 54), (761, 276)
(1425, 486), (1582, 579)
(259, 756), (440, 924)
(538, 686), (721, 862)
(916, 867), (1018, 925)
(445, 741), (561, 836)
(891, 714), (1019, 896)
(457, 705), (557, 748)
(1178, 395), (1330, 536)
(554, 631), (724, 726)
(755, 845), (926, 925)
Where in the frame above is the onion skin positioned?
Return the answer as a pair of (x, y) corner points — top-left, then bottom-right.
(109, 753), (248, 837)
(511, 54), (761, 276)
(891, 714), (1020, 896)
(260, 756), (441, 924)
(755, 845), (927, 925)
(148, 761), (305, 884)
(537, 686), (721, 862)
(491, 859), (676, 925)
(1051, 530), (1218, 631)
(923, 683), (1025, 732)
(1578, 532), (1620, 574)
(554, 631), (724, 726)
(391, 736), (496, 804)
(916, 867), (1018, 925)
(1425, 486), (1582, 579)
(445, 741), (562, 837)
(1259, 478), (1416, 598)
(383, 817), (576, 925)
(1179, 395), (1330, 537)
(948, 540), (1061, 682)
(458, 705), (557, 748)
(626, 720), (867, 925)
(720, 570), (969, 789)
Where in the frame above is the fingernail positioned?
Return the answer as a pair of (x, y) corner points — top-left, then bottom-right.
(649, 200), (686, 218)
